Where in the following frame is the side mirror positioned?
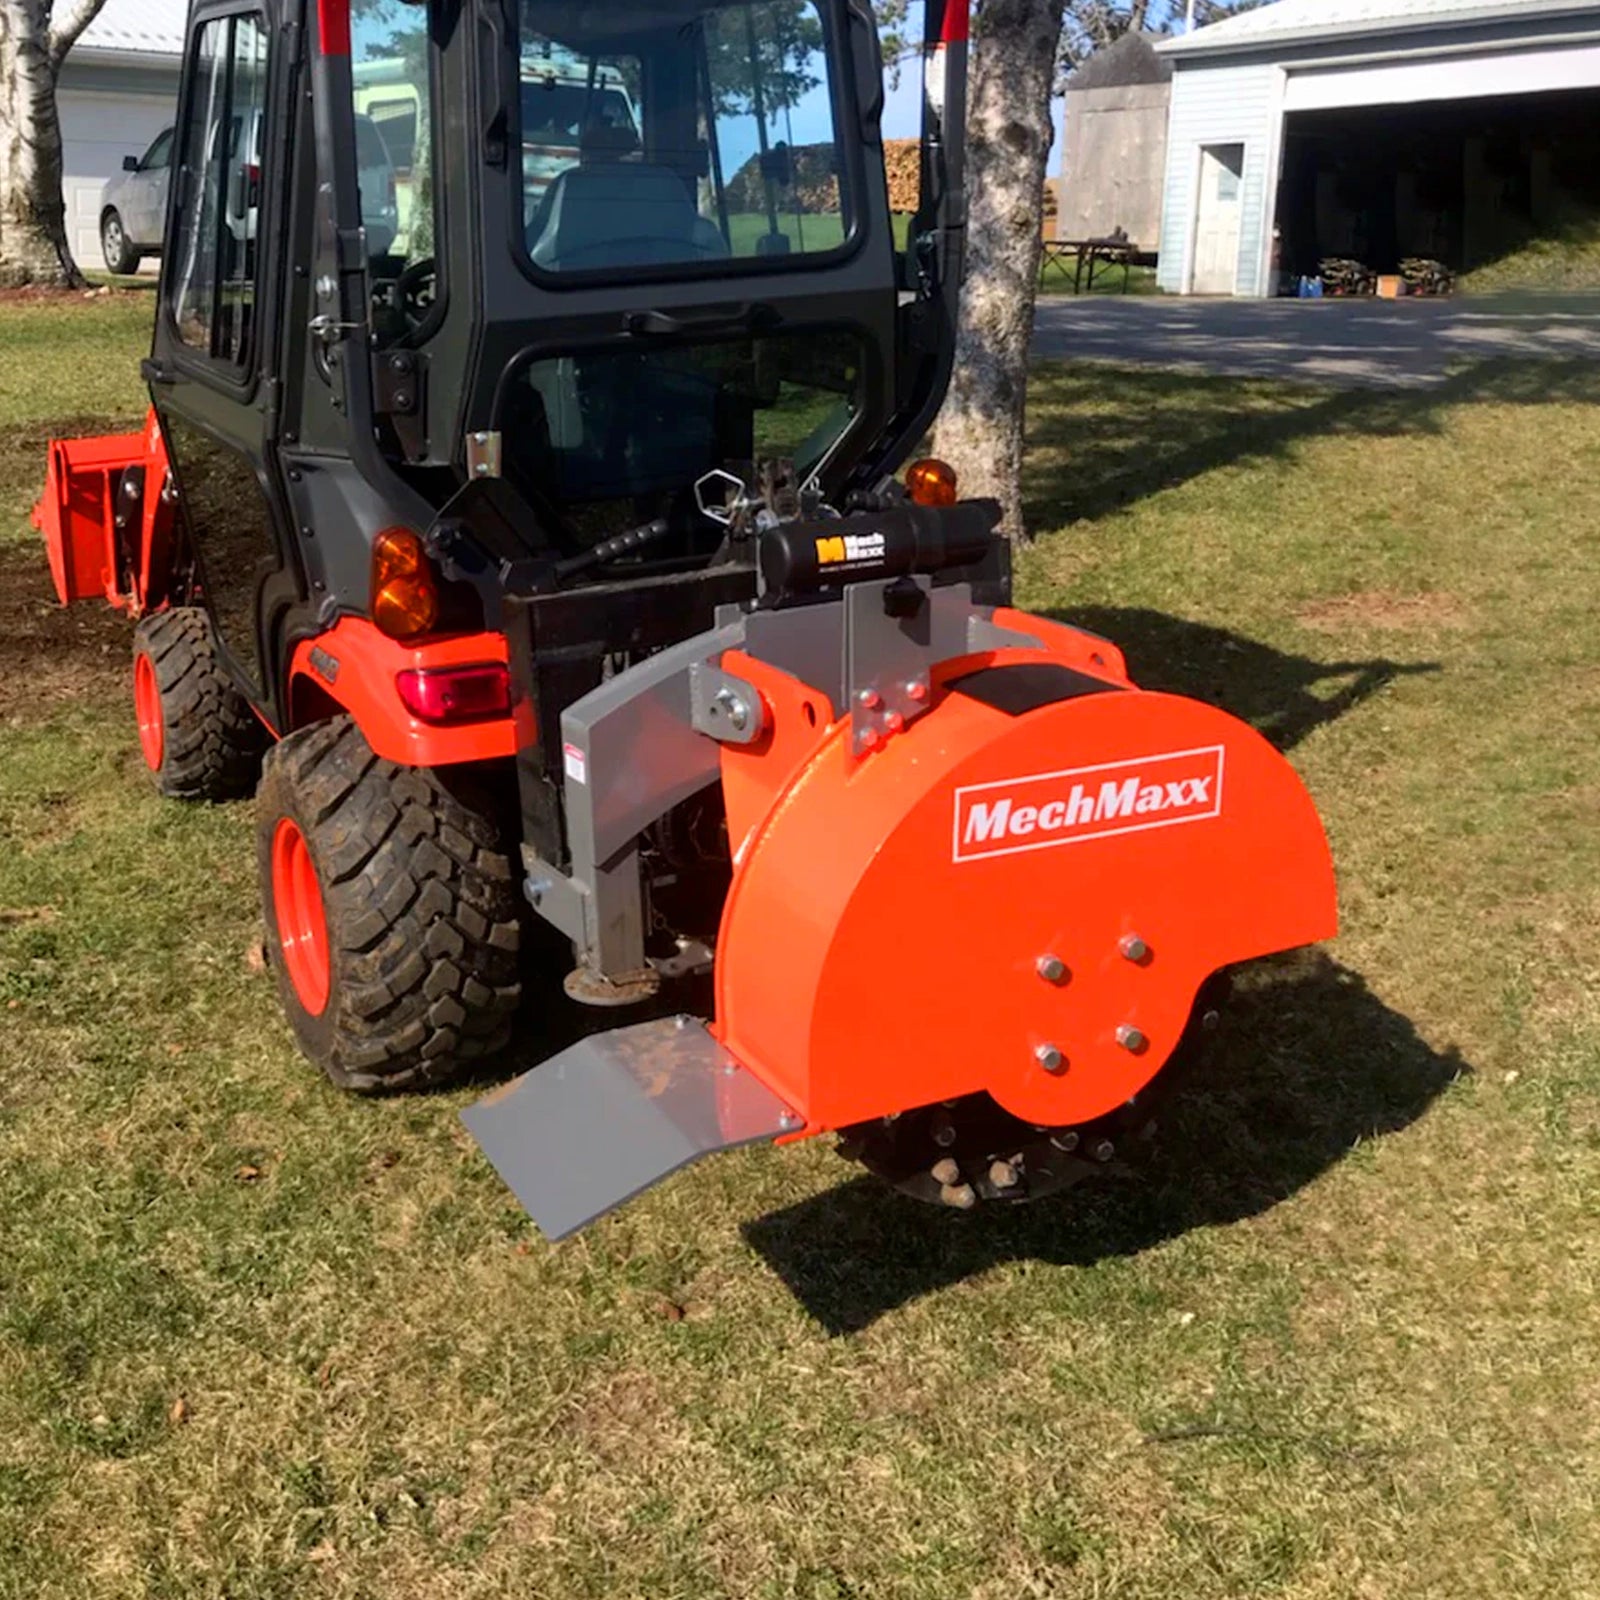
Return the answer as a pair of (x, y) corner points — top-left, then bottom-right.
(123, 155), (140, 172)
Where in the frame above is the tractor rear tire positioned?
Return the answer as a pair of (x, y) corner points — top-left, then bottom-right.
(133, 608), (266, 801)
(256, 716), (522, 1093)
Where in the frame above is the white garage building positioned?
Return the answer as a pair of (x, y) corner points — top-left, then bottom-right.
(1154, 0), (1600, 296)
(60, 0), (184, 271)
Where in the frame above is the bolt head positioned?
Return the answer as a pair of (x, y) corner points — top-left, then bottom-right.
(1120, 934), (1150, 963)
(884, 711), (904, 734)
(778, 1111), (802, 1131)
(1091, 1139), (1115, 1163)
(905, 679), (930, 703)
(1116, 1024), (1148, 1054)
(714, 689), (751, 732)
(1036, 954), (1067, 984)
(857, 687), (882, 710)
(1034, 1042), (1066, 1073)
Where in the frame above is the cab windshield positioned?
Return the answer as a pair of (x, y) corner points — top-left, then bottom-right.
(518, 0), (851, 276)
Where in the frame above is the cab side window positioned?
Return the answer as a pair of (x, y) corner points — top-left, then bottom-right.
(350, 10), (436, 265)
(167, 12), (268, 370)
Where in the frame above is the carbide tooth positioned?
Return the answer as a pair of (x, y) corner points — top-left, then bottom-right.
(931, 1157), (961, 1187)
(989, 1160), (1020, 1190)
(940, 1182), (978, 1210)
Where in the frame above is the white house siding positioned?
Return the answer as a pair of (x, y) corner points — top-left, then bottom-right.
(59, 60), (181, 270)
(1156, 61), (1280, 295)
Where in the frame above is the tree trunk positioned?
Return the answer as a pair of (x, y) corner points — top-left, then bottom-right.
(930, 0), (1066, 543)
(0, 0), (111, 287)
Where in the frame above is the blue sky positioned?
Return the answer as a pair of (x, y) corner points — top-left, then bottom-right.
(766, 3), (1064, 172)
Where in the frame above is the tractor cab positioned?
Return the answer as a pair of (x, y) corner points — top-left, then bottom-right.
(36, 0), (1339, 1242)
(118, 0), (972, 738)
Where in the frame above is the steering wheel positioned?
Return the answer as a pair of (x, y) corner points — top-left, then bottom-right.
(395, 257), (437, 323)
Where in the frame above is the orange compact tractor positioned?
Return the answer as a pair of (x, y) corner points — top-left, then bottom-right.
(35, 0), (1335, 1236)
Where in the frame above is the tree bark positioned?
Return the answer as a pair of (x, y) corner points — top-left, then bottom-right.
(930, 0), (1067, 544)
(0, 0), (111, 287)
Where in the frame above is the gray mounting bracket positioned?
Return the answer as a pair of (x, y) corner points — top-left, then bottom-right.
(845, 578), (972, 759)
(689, 662), (768, 746)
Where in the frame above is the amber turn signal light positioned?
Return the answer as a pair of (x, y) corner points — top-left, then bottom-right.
(906, 458), (959, 508)
(371, 527), (439, 640)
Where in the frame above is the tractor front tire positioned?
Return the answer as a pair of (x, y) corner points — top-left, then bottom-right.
(133, 608), (266, 801)
(256, 717), (522, 1093)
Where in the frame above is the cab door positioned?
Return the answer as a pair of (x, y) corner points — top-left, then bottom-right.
(149, 3), (300, 724)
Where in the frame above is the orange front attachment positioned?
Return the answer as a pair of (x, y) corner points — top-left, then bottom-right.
(713, 632), (1337, 1135)
(33, 408), (174, 613)
(34, 431), (145, 606)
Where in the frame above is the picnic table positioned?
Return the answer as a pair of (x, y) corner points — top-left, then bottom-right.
(1041, 233), (1149, 294)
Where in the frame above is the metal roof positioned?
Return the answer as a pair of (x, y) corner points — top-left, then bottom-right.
(75, 0), (186, 59)
(1161, 0), (1600, 58)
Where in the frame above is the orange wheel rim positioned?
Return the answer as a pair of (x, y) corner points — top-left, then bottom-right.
(271, 818), (331, 1016)
(134, 652), (164, 771)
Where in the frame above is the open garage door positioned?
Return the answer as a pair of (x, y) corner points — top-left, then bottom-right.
(1274, 53), (1600, 290)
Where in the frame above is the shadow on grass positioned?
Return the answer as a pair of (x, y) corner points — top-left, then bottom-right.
(1024, 356), (1600, 529)
(743, 949), (1467, 1334)
(1053, 606), (1439, 753)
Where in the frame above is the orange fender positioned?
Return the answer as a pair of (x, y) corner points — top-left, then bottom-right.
(287, 618), (515, 767)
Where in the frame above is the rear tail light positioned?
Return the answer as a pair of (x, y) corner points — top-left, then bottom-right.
(396, 664), (512, 725)
(371, 526), (439, 640)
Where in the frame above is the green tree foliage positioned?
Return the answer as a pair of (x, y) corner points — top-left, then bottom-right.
(1060, 0), (1261, 74)
(871, 0), (1263, 86)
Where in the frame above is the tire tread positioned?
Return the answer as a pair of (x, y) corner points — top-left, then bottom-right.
(257, 716), (520, 1092)
(134, 608), (266, 802)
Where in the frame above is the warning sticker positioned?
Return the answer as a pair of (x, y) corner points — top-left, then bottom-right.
(563, 742), (587, 785)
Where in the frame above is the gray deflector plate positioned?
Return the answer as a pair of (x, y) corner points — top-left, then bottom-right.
(462, 1017), (797, 1240)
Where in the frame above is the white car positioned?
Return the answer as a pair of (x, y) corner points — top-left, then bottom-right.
(105, 111), (398, 274)
(100, 128), (173, 274)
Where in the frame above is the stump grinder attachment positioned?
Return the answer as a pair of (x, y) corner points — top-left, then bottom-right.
(466, 562), (1335, 1237)
(33, 0), (1336, 1241)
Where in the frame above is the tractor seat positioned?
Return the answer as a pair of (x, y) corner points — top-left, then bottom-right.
(528, 162), (727, 272)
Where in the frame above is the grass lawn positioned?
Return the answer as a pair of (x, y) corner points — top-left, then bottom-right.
(5, 291), (1600, 1599)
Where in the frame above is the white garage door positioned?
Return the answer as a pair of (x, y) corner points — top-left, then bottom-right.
(1284, 42), (1600, 115)
(59, 84), (179, 272)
